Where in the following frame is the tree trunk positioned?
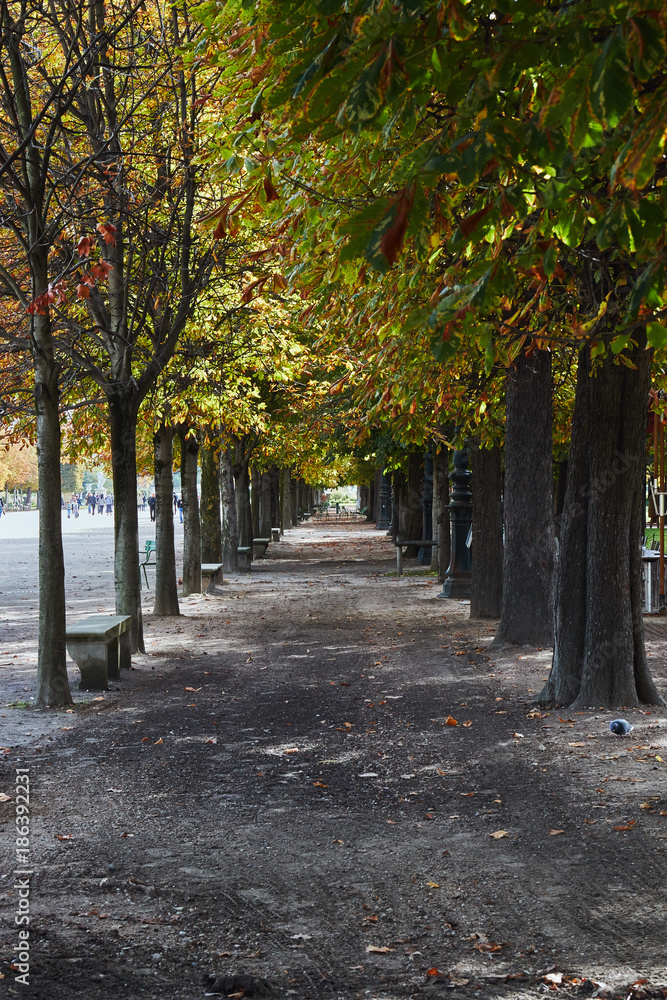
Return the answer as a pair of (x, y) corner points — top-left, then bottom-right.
(200, 436), (222, 563)
(290, 476), (298, 526)
(180, 428), (201, 594)
(281, 467), (291, 529)
(432, 451), (451, 577)
(398, 453), (423, 556)
(234, 447), (253, 548)
(540, 333), (663, 709)
(35, 345), (71, 707)
(251, 466), (260, 538)
(259, 471), (272, 538)
(220, 447), (238, 572)
(470, 443), (503, 618)
(495, 349), (554, 647)
(108, 392), (144, 653)
(269, 466), (281, 532)
(153, 424), (180, 616)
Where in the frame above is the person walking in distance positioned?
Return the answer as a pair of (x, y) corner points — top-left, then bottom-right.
(148, 495), (156, 522)
(177, 496), (183, 523)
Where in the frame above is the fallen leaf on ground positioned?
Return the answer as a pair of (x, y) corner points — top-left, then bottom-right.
(462, 720), (473, 727)
(544, 972), (563, 984)
(0, 792), (11, 802)
(313, 781), (328, 788)
(449, 976), (470, 986)
(55, 834), (73, 840)
(365, 945), (395, 953)
(568, 742), (586, 747)
(427, 968), (439, 976)
(184, 687), (201, 692)
(425, 881), (440, 888)
(474, 941), (505, 952)
(512, 732), (524, 738)
(549, 829), (564, 835)
(154, 738), (163, 744)
(489, 830), (508, 839)
(558, 716), (575, 724)
(613, 821), (636, 831)
(445, 716), (458, 726)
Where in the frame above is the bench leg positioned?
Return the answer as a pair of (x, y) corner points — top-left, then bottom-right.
(67, 642), (111, 690)
(107, 636), (121, 680)
(141, 563), (150, 589)
(118, 631), (132, 671)
(397, 547), (403, 576)
(202, 571), (217, 595)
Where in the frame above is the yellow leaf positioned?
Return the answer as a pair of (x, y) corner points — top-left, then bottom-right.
(154, 738), (164, 744)
(489, 830), (508, 839)
(549, 829), (564, 835)
(365, 945), (395, 954)
(425, 881), (440, 888)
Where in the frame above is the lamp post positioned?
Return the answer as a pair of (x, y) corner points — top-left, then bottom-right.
(376, 472), (391, 530)
(439, 447), (472, 598)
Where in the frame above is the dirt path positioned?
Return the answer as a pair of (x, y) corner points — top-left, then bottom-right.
(1, 522), (667, 999)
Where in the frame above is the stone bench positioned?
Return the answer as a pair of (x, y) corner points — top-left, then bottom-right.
(237, 546), (252, 571)
(201, 562), (224, 594)
(253, 537), (270, 559)
(394, 539), (438, 576)
(66, 615), (132, 690)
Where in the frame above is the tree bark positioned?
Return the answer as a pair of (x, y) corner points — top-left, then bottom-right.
(259, 471), (272, 538)
(495, 349), (554, 646)
(108, 392), (144, 653)
(541, 333), (663, 709)
(290, 477), (298, 525)
(433, 449), (452, 577)
(470, 443), (503, 618)
(281, 467), (292, 529)
(200, 436), (222, 563)
(398, 453), (423, 557)
(35, 335), (71, 707)
(269, 466), (281, 532)
(153, 424), (180, 616)
(251, 466), (261, 538)
(234, 443), (253, 548)
(180, 428), (201, 594)
(220, 447), (238, 572)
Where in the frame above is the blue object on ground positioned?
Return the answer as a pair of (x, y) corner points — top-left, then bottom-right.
(609, 719), (634, 735)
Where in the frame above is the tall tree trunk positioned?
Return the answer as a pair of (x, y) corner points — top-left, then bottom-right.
(541, 333), (663, 709)
(470, 443), (503, 618)
(234, 445), (253, 548)
(153, 424), (180, 616)
(290, 477), (298, 526)
(259, 471), (272, 538)
(200, 435), (222, 563)
(251, 466), (260, 538)
(180, 428), (201, 594)
(281, 467), (291, 529)
(495, 349), (554, 647)
(398, 453), (423, 556)
(432, 451), (451, 576)
(220, 447), (238, 572)
(269, 466), (281, 532)
(108, 392), (144, 653)
(35, 334), (71, 707)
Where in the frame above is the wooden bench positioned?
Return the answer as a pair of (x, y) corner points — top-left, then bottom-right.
(253, 537), (270, 559)
(271, 527), (280, 542)
(66, 615), (132, 689)
(395, 539), (438, 576)
(140, 539), (156, 588)
(201, 562), (224, 594)
(237, 546), (252, 571)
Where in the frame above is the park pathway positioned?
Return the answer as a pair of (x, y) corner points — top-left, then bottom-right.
(1, 520), (666, 999)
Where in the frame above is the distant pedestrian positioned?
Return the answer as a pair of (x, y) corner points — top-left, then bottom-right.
(97, 496), (104, 515)
(0, 496), (4, 519)
(177, 496), (183, 523)
(66, 501), (71, 519)
(148, 495), (156, 522)
(173, 493), (178, 514)
(106, 495), (113, 515)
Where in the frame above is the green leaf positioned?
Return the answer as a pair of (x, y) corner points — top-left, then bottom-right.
(589, 28), (633, 128)
(647, 322), (667, 351)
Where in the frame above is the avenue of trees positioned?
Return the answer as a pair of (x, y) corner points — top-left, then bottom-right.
(1, 0), (666, 711)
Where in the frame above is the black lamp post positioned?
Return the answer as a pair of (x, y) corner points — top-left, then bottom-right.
(439, 447), (472, 598)
(376, 472), (391, 530)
